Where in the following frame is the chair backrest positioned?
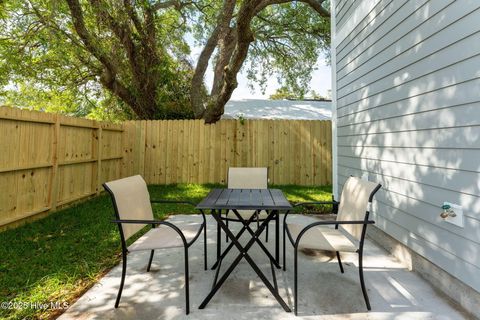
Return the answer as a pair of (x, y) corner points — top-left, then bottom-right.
(337, 176), (381, 240)
(103, 175), (154, 240)
(228, 167), (268, 189)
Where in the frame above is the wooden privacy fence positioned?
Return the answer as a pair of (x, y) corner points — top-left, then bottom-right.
(122, 119), (332, 186)
(0, 106), (331, 228)
(0, 107), (123, 228)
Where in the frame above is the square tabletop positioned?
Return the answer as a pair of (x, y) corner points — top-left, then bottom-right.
(196, 188), (292, 210)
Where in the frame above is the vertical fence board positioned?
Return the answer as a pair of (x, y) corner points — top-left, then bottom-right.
(144, 121), (152, 183)
(159, 121), (168, 184)
(198, 120), (205, 184)
(96, 127), (102, 194)
(325, 121), (332, 185)
(181, 120), (189, 183)
(227, 120), (233, 183)
(205, 123), (212, 183)
(172, 120), (179, 183)
(175, 121), (182, 183)
(153, 120), (160, 184)
(138, 121), (146, 178)
(218, 120), (226, 184)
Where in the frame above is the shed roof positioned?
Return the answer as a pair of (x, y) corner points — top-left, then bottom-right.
(222, 99), (331, 120)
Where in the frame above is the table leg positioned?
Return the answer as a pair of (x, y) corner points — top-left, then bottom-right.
(216, 209), (220, 265)
(232, 209), (280, 269)
(211, 213), (257, 270)
(199, 210), (291, 312)
(275, 210), (280, 267)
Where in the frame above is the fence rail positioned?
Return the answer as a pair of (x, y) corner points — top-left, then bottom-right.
(0, 106), (331, 228)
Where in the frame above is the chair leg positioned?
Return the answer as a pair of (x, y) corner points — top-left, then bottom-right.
(216, 217), (221, 263)
(359, 252), (371, 310)
(265, 221), (269, 242)
(283, 222), (286, 271)
(294, 244), (299, 316)
(203, 223), (208, 270)
(226, 218), (229, 243)
(256, 215), (260, 238)
(275, 212), (279, 265)
(147, 250), (155, 272)
(184, 247), (190, 314)
(115, 250), (127, 308)
(336, 251), (344, 273)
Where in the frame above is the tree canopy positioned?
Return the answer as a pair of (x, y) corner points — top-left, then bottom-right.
(269, 86), (329, 100)
(0, 0), (330, 122)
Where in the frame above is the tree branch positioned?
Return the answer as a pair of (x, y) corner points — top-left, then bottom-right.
(65, 0), (139, 115)
(65, 0), (117, 73)
(254, 0), (330, 18)
(211, 27), (236, 97)
(151, 0), (193, 11)
(190, 0), (236, 118)
(300, 0), (330, 17)
(123, 0), (145, 37)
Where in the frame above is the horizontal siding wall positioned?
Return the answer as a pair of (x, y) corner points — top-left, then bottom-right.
(334, 0), (480, 292)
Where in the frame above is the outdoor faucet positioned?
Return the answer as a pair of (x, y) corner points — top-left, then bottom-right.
(440, 204), (457, 219)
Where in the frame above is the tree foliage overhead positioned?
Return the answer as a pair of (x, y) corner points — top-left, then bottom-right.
(0, 0), (330, 122)
(1, 0), (195, 119)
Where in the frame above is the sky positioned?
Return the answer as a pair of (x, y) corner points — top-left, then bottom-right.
(188, 38), (332, 100)
(230, 57), (332, 100)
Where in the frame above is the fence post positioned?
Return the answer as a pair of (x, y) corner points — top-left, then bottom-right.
(133, 120), (146, 176)
(96, 125), (102, 194)
(49, 114), (60, 210)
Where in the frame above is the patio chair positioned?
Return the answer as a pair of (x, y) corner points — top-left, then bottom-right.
(221, 167), (273, 243)
(103, 175), (207, 315)
(283, 176), (381, 315)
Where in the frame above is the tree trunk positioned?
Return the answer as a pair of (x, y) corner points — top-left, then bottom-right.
(211, 27), (236, 97)
(203, 2), (257, 124)
(190, 0), (236, 119)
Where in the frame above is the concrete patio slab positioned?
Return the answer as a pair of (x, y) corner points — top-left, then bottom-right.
(59, 215), (469, 320)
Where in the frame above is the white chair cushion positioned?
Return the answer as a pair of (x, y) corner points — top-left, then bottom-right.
(337, 177), (380, 240)
(104, 175), (154, 240)
(128, 223), (202, 252)
(228, 167), (268, 189)
(288, 223), (359, 253)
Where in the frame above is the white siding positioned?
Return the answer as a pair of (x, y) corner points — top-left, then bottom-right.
(334, 0), (480, 292)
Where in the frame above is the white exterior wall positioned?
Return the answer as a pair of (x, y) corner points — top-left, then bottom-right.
(333, 0), (480, 292)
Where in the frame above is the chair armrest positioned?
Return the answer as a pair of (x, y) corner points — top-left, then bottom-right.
(300, 220), (374, 226)
(151, 200), (196, 207)
(112, 219), (188, 245)
(293, 201), (339, 207)
(284, 201), (340, 225)
(287, 220), (375, 247)
(150, 200), (207, 224)
(112, 218), (169, 224)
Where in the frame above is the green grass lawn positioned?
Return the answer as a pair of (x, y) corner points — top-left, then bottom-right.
(0, 184), (331, 320)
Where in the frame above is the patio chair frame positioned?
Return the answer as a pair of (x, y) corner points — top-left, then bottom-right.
(283, 179), (381, 315)
(104, 184), (207, 315)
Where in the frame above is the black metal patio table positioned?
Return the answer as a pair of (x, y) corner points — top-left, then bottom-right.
(196, 188), (292, 312)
